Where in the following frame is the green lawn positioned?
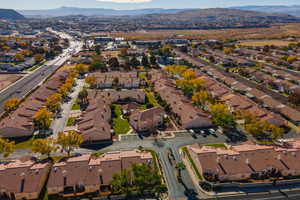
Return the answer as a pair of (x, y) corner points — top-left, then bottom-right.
(139, 72), (147, 80)
(204, 143), (227, 148)
(112, 104), (131, 134)
(71, 102), (80, 110)
(15, 137), (36, 149)
(66, 117), (77, 126)
(144, 90), (160, 107)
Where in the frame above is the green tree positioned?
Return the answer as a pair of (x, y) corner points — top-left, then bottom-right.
(108, 57), (120, 69)
(110, 169), (133, 195)
(130, 56), (140, 68)
(0, 137), (15, 158)
(56, 131), (84, 157)
(75, 64), (88, 75)
(31, 138), (58, 158)
(95, 45), (101, 55)
(142, 55), (150, 68)
(150, 54), (157, 66)
(209, 104), (236, 130)
(132, 163), (162, 195)
(78, 89), (88, 104)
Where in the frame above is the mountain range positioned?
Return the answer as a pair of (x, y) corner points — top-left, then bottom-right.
(18, 7), (193, 17)
(0, 9), (25, 20)
(18, 5), (300, 18)
(115, 8), (299, 30)
(233, 5), (300, 17)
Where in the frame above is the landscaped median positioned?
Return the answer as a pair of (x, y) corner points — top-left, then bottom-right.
(181, 146), (202, 181)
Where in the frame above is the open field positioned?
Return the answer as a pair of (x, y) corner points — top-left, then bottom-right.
(238, 39), (299, 47)
(109, 23), (300, 41)
(0, 74), (23, 91)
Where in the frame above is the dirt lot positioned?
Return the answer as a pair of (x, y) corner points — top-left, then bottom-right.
(238, 39), (299, 47)
(109, 23), (300, 41)
(0, 74), (23, 91)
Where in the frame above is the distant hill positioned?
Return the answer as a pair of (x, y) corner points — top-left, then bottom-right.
(0, 9), (25, 20)
(110, 8), (300, 30)
(19, 7), (193, 17)
(233, 5), (300, 17)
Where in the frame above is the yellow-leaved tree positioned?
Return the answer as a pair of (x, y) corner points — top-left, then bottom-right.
(56, 131), (84, 157)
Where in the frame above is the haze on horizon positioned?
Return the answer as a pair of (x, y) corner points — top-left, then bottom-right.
(1, 0), (300, 10)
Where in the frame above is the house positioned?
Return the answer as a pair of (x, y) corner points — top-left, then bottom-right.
(78, 98), (112, 144)
(47, 150), (153, 197)
(134, 40), (161, 48)
(130, 107), (166, 133)
(154, 78), (212, 129)
(0, 69), (70, 139)
(188, 140), (300, 182)
(0, 157), (51, 200)
(90, 72), (140, 89)
(77, 89), (146, 143)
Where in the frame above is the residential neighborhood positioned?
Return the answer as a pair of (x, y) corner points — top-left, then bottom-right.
(2, 2), (300, 200)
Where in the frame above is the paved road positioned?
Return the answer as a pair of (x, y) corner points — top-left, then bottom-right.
(208, 189), (300, 200)
(0, 33), (83, 113)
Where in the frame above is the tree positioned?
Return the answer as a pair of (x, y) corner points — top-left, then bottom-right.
(209, 104), (236, 130)
(224, 48), (233, 55)
(46, 93), (62, 113)
(85, 76), (97, 88)
(175, 162), (186, 180)
(141, 55), (150, 68)
(110, 169), (133, 195)
(0, 137), (15, 158)
(78, 89), (88, 104)
(15, 53), (24, 62)
(191, 78), (207, 91)
(75, 64), (88, 75)
(109, 162), (165, 197)
(90, 55), (106, 72)
(150, 54), (157, 66)
(132, 163), (162, 195)
(108, 57), (120, 69)
(34, 54), (45, 63)
(287, 56), (297, 63)
(4, 98), (20, 114)
(164, 65), (187, 76)
(192, 90), (214, 107)
(95, 45), (101, 55)
(56, 131), (84, 157)
(289, 92), (300, 106)
(161, 45), (172, 56)
(33, 108), (53, 131)
(31, 138), (58, 158)
(130, 56), (140, 68)
(182, 69), (196, 80)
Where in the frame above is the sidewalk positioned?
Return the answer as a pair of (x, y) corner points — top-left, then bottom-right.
(50, 79), (85, 138)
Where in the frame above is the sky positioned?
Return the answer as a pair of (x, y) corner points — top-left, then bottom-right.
(1, 0), (300, 10)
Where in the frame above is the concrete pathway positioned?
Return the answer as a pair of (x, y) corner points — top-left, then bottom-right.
(50, 79), (85, 138)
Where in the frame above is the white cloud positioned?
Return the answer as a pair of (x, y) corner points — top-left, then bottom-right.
(96, 0), (152, 3)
